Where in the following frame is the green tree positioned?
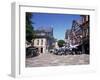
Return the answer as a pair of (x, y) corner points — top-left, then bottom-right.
(58, 40), (65, 47)
(26, 12), (35, 42)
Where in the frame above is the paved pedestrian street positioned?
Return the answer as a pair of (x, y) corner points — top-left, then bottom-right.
(26, 53), (89, 67)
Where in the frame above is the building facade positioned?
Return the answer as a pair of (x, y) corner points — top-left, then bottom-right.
(65, 15), (90, 54)
(33, 38), (47, 53)
(80, 15), (89, 54)
(68, 15), (89, 54)
(65, 29), (71, 48)
(32, 27), (54, 54)
(70, 20), (82, 46)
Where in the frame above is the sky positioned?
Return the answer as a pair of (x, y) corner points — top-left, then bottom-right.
(31, 12), (81, 40)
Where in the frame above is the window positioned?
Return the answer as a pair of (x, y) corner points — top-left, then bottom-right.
(41, 39), (43, 45)
(37, 39), (39, 45)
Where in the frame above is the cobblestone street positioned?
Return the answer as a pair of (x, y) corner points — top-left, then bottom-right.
(26, 53), (89, 67)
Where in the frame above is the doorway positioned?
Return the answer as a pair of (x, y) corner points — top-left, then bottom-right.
(41, 48), (43, 53)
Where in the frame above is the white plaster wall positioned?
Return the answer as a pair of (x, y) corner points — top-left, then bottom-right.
(34, 38), (47, 53)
